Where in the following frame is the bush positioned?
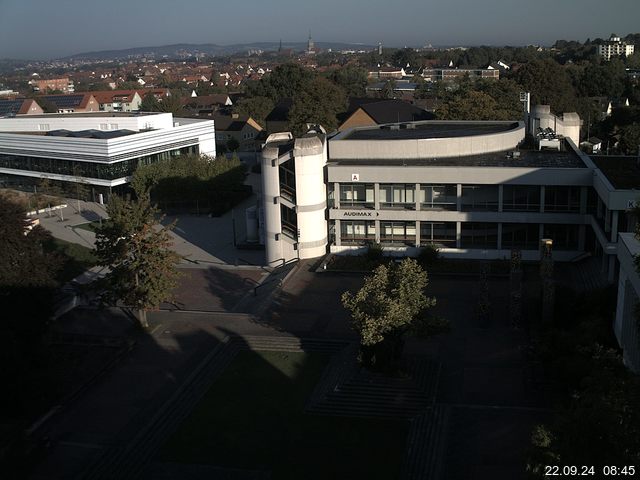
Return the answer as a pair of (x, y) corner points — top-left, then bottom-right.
(417, 244), (440, 268)
(365, 242), (384, 262)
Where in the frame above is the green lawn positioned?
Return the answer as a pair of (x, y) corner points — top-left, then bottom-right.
(45, 237), (97, 282)
(159, 351), (409, 480)
(73, 220), (103, 232)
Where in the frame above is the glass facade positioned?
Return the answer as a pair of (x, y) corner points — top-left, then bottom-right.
(379, 184), (415, 209)
(340, 220), (376, 245)
(544, 186), (580, 213)
(461, 185), (499, 211)
(279, 158), (296, 203)
(543, 224), (579, 250)
(420, 221), (456, 247)
(340, 183), (374, 208)
(0, 145), (198, 181)
(280, 205), (297, 240)
(461, 222), (498, 249)
(420, 184), (457, 210)
(380, 221), (416, 245)
(502, 223), (540, 250)
(503, 185), (540, 212)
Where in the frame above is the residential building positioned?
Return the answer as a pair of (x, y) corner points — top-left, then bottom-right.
(338, 99), (434, 131)
(0, 98), (44, 116)
(213, 113), (263, 152)
(598, 34), (635, 60)
(31, 77), (75, 93)
(92, 90), (143, 112)
(0, 112), (215, 200)
(38, 93), (100, 113)
(422, 67), (499, 82)
(367, 67), (407, 79)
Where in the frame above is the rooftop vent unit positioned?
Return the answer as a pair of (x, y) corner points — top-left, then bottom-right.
(405, 123), (416, 129)
(390, 124), (400, 131)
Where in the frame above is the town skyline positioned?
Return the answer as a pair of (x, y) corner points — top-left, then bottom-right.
(1, 0), (639, 60)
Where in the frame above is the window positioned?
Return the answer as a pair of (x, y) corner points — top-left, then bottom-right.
(340, 183), (374, 208)
(420, 184), (457, 210)
(38, 124), (50, 131)
(544, 186), (580, 213)
(341, 221), (376, 245)
(279, 158), (296, 202)
(543, 224), (579, 250)
(380, 221), (416, 246)
(502, 223), (539, 250)
(420, 222), (456, 247)
(503, 185), (540, 212)
(379, 184), (415, 209)
(461, 185), (498, 211)
(280, 205), (297, 240)
(461, 222), (498, 249)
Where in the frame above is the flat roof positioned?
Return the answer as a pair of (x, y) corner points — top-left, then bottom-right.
(339, 121), (519, 141)
(329, 147), (587, 169)
(5, 112), (160, 119)
(591, 156), (640, 189)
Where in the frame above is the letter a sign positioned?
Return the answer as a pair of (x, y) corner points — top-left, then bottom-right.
(351, 173), (360, 182)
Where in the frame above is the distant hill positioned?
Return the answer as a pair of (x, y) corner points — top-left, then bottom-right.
(59, 42), (378, 61)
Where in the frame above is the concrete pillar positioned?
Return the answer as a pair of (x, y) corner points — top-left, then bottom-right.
(611, 210), (619, 242)
(579, 186), (587, 214)
(578, 225), (586, 251)
(605, 208), (611, 233)
(334, 182), (340, 209)
(375, 219), (380, 243)
(415, 183), (421, 211)
(415, 221), (420, 247)
(374, 183), (380, 210)
(498, 185), (503, 212)
(539, 185), (545, 213)
(335, 219), (341, 246)
(456, 184), (462, 211)
(261, 145), (283, 265)
(615, 269), (627, 341)
(608, 255), (616, 284)
(497, 223), (503, 250)
(597, 198), (603, 219)
(456, 221), (462, 248)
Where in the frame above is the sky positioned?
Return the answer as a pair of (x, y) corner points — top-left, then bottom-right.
(1, 0), (639, 60)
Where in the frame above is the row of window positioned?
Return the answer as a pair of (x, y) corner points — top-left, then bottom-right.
(333, 183), (582, 213)
(0, 146), (198, 180)
(338, 220), (580, 250)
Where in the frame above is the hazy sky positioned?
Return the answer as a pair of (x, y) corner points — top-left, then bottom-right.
(1, 0), (639, 59)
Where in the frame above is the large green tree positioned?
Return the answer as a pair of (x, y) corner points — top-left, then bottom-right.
(513, 58), (578, 114)
(233, 95), (274, 127)
(342, 258), (436, 369)
(288, 77), (346, 135)
(329, 65), (369, 97)
(95, 194), (180, 328)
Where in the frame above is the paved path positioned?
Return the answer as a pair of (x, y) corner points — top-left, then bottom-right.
(29, 262), (550, 480)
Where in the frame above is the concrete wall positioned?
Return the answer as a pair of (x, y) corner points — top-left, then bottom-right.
(0, 112), (175, 132)
(330, 121), (525, 160)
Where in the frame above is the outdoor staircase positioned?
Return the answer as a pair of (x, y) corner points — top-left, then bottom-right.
(400, 405), (450, 480)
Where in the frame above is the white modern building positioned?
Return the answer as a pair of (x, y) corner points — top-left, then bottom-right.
(261, 115), (640, 371)
(0, 112), (215, 199)
(598, 35), (635, 60)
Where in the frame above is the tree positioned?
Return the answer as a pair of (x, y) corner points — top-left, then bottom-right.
(139, 92), (161, 112)
(379, 79), (397, 99)
(233, 95), (274, 128)
(513, 58), (578, 114)
(617, 123), (640, 155)
(226, 137), (240, 152)
(95, 194), (181, 328)
(341, 258), (436, 369)
(330, 65), (369, 97)
(288, 77), (346, 135)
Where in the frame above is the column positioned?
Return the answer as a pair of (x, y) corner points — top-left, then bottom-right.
(497, 223), (503, 250)
(335, 219), (341, 247)
(456, 184), (462, 211)
(456, 221), (462, 248)
(415, 183), (421, 211)
(608, 255), (616, 284)
(611, 210), (619, 242)
(375, 220), (380, 243)
(498, 185), (504, 213)
(334, 182), (340, 209)
(539, 185), (545, 213)
(578, 225), (586, 251)
(605, 207), (611, 233)
(415, 221), (420, 247)
(374, 183), (380, 210)
(579, 186), (587, 214)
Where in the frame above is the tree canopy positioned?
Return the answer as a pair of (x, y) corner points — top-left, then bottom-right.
(342, 258), (436, 368)
(95, 194), (180, 328)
